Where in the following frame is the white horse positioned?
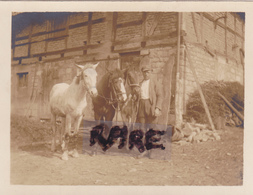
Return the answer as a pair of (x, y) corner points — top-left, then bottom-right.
(50, 63), (99, 160)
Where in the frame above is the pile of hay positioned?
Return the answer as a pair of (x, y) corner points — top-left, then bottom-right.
(11, 115), (52, 145)
(186, 81), (244, 127)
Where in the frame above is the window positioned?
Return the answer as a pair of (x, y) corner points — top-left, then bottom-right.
(120, 51), (141, 70)
(17, 72), (28, 88)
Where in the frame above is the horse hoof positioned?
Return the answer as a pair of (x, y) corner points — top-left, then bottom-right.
(61, 151), (69, 160)
(90, 151), (96, 156)
(70, 149), (79, 158)
(137, 151), (147, 159)
(61, 141), (66, 150)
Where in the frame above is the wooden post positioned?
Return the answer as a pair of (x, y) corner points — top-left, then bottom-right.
(87, 12), (93, 45)
(142, 12), (147, 37)
(225, 13), (228, 62)
(185, 45), (216, 131)
(164, 56), (175, 126)
(111, 12), (118, 42)
(175, 12), (183, 128)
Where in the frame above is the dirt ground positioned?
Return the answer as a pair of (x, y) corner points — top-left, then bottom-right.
(10, 126), (243, 186)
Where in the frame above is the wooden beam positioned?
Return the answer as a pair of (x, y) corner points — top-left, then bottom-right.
(27, 25), (33, 58)
(185, 45), (216, 131)
(116, 20), (142, 28)
(225, 13), (228, 61)
(141, 12), (147, 37)
(65, 15), (70, 50)
(69, 21), (88, 29)
(146, 13), (162, 36)
(69, 18), (105, 29)
(30, 43), (102, 58)
(112, 31), (177, 46)
(112, 12), (118, 42)
(87, 12), (93, 45)
(44, 20), (49, 53)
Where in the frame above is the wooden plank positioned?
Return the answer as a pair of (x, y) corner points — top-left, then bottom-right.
(146, 13), (162, 36)
(185, 46), (216, 131)
(218, 92), (244, 121)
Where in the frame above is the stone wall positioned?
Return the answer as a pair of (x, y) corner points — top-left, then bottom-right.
(179, 12), (244, 116)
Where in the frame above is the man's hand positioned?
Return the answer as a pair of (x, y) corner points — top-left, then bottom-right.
(154, 107), (161, 117)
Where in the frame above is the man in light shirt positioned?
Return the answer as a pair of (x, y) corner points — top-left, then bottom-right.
(136, 65), (163, 132)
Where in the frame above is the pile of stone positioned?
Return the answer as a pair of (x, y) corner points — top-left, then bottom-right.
(172, 122), (221, 145)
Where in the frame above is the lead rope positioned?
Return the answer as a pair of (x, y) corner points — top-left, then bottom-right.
(133, 96), (140, 125)
(110, 84), (118, 110)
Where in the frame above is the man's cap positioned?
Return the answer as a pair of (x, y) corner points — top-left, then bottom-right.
(141, 66), (153, 72)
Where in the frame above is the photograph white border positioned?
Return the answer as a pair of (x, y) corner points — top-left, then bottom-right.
(1, 1), (253, 195)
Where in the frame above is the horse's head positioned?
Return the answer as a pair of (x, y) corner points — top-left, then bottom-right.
(75, 63), (99, 97)
(108, 69), (127, 102)
(125, 68), (140, 100)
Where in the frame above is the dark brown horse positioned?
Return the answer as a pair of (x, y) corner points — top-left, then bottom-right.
(92, 69), (127, 137)
(120, 67), (141, 126)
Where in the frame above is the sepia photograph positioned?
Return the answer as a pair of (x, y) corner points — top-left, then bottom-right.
(1, 1), (253, 195)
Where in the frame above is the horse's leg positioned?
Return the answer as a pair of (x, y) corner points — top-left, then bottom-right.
(60, 117), (66, 145)
(70, 116), (82, 158)
(51, 113), (56, 152)
(121, 109), (128, 126)
(105, 108), (115, 138)
(62, 114), (72, 160)
(90, 112), (100, 156)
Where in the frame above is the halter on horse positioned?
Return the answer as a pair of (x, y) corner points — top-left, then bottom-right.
(92, 69), (127, 137)
(50, 63), (99, 160)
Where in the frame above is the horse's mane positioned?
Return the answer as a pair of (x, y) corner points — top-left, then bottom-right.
(110, 69), (124, 80)
(94, 69), (124, 100)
